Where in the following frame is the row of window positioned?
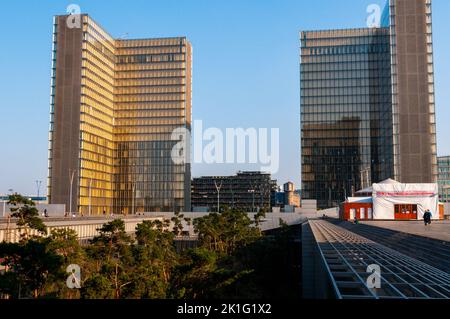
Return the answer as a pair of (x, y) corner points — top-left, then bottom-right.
(302, 104), (391, 113)
(304, 43), (389, 56)
(117, 54), (185, 64)
(116, 86), (185, 95)
(117, 45), (185, 55)
(116, 38), (185, 48)
(115, 69), (185, 79)
(302, 87), (391, 97)
(82, 59), (115, 87)
(301, 78), (390, 89)
(302, 95), (390, 105)
(115, 94), (185, 103)
(115, 109), (184, 119)
(80, 115), (114, 137)
(114, 102), (184, 111)
(301, 32), (389, 45)
(301, 71), (390, 81)
(114, 125), (182, 134)
(302, 135), (377, 144)
(115, 62), (186, 72)
(302, 64), (390, 74)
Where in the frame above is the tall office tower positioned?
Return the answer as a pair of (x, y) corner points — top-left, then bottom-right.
(385, 0), (437, 183)
(300, 0), (437, 209)
(48, 14), (192, 215)
(301, 28), (393, 208)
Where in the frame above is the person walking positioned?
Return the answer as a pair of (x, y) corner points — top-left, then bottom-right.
(423, 209), (432, 226)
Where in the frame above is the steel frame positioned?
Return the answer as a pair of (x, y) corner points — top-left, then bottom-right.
(309, 220), (450, 299)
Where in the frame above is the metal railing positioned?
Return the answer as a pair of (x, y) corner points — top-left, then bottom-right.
(309, 220), (450, 299)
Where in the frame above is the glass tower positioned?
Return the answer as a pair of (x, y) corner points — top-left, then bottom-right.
(48, 14), (192, 214)
(300, 29), (393, 208)
(300, 0), (438, 209)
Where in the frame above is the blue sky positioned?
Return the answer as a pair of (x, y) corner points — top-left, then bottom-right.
(0, 0), (449, 195)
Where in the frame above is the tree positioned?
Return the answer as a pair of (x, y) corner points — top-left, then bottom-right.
(43, 228), (84, 299)
(171, 208), (263, 299)
(82, 219), (133, 299)
(0, 239), (63, 298)
(194, 208), (261, 255)
(253, 208), (267, 236)
(170, 248), (219, 299)
(7, 194), (47, 240)
(171, 212), (185, 236)
(127, 220), (178, 298)
(0, 194), (57, 299)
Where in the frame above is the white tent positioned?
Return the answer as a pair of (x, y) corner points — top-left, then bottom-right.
(372, 182), (439, 220)
(356, 178), (401, 194)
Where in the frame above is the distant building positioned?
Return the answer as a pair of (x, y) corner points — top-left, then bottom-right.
(0, 196), (47, 203)
(283, 182), (301, 207)
(191, 172), (277, 212)
(438, 156), (450, 202)
(273, 182), (301, 212)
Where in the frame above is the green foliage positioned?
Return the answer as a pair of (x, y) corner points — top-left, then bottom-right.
(83, 219), (134, 299)
(0, 239), (64, 298)
(0, 207), (301, 299)
(43, 228), (84, 299)
(171, 212), (184, 236)
(194, 209), (261, 255)
(81, 274), (113, 299)
(125, 220), (178, 298)
(7, 194), (47, 239)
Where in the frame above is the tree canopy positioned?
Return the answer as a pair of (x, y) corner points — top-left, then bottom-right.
(0, 197), (301, 299)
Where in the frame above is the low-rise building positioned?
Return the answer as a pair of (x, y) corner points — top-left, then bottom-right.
(191, 171), (277, 212)
(273, 182), (301, 212)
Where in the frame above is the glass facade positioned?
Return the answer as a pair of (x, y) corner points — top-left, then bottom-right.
(300, 0), (438, 209)
(438, 156), (450, 203)
(48, 15), (192, 214)
(114, 37), (191, 213)
(300, 28), (393, 209)
(79, 16), (116, 215)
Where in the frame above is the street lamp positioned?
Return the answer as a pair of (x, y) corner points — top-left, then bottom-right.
(35, 180), (42, 204)
(69, 170), (76, 215)
(248, 189), (255, 213)
(214, 180), (223, 213)
(230, 184), (235, 209)
(88, 178), (93, 216)
(131, 182), (136, 215)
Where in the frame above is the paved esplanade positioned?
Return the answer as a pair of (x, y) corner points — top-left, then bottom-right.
(359, 220), (450, 242)
(309, 220), (450, 299)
